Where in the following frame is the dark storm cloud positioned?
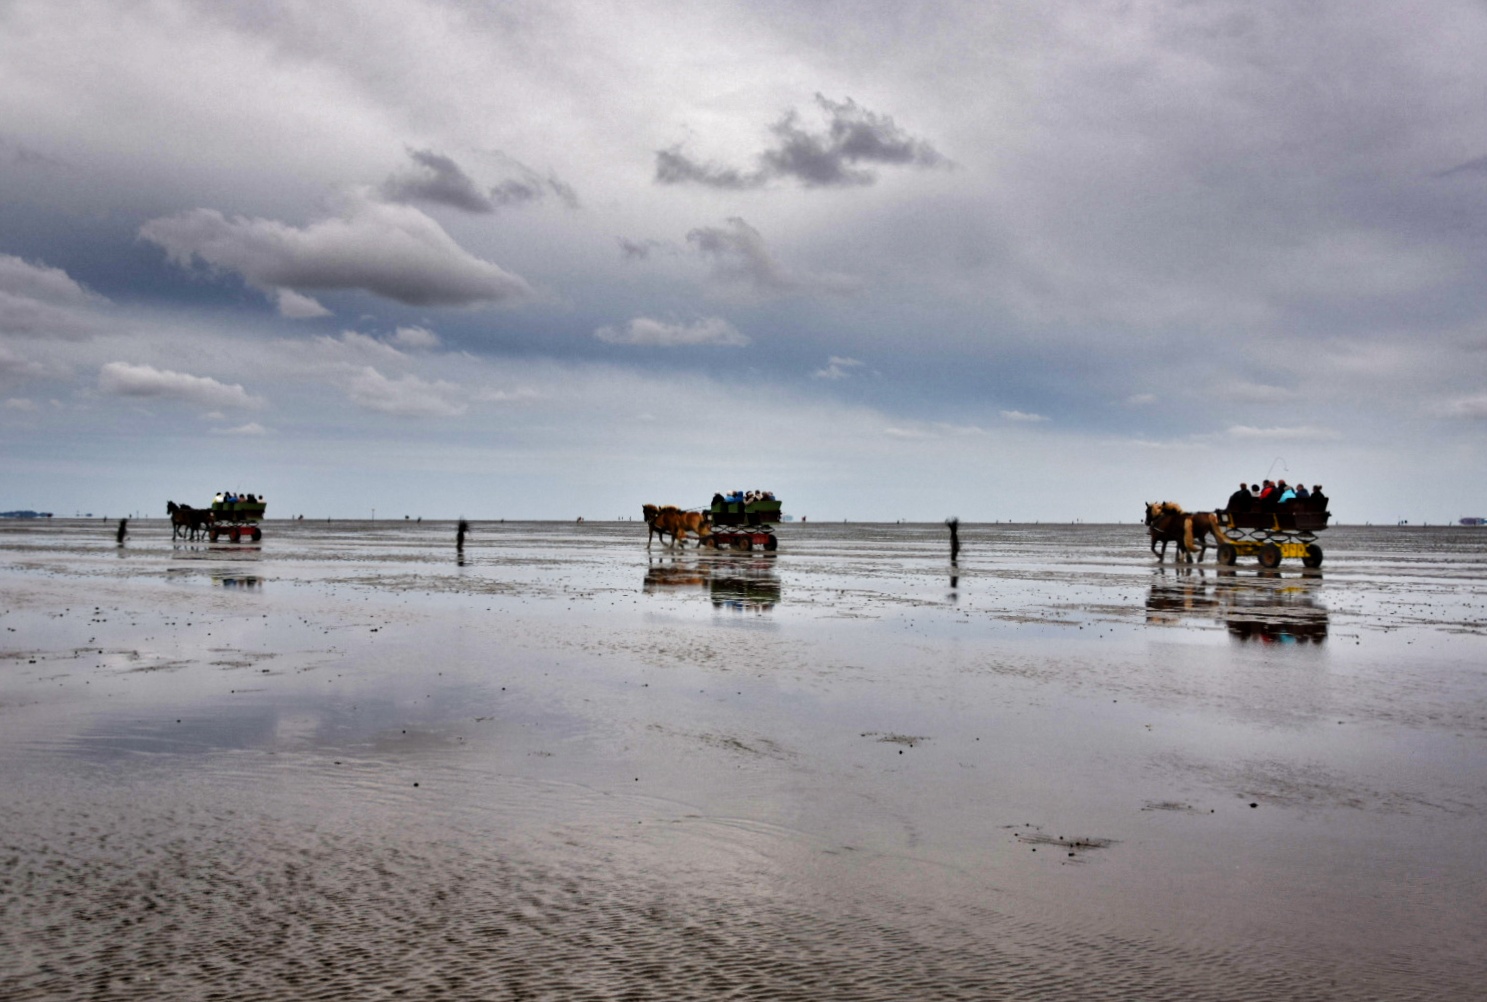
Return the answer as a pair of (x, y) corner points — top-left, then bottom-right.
(654, 148), (766, 190)
(382, 148), (581, 213)
(382, 149), (496, 213)
(656, 94), (947, 190)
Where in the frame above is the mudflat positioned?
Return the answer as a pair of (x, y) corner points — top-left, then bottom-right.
(3, 519), (1485, 1000)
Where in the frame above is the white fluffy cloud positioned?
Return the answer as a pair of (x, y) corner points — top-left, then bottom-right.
(595, 316), (747, 346)
(98, 361), (263, 409)
(139, 191), (534, 310)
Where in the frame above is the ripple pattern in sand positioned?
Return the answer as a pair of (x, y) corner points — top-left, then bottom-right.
(5, 803), (1481, 1001)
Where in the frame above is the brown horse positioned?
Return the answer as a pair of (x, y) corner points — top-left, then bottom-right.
(643, 504), (711, 548)
(1145, 502), (1231, 561)
(166, 501), (213, 540)
(1184, 511), (1231, 561)
(1144, 501), (1193, 562)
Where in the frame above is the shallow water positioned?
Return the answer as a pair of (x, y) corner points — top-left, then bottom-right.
(3, 519), (1486, 999)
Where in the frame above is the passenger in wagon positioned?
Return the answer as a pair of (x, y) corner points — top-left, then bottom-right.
(1309, 485), (1328, 511)
(1226, 483), (1253, 513)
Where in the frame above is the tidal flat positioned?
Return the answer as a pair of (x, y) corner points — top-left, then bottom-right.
(2, 518), (1485, 1000)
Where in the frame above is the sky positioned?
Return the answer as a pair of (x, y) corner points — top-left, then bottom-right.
(2, 0), (1485, 523)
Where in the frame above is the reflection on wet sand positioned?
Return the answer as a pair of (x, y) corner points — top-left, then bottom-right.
(644, 554), (781, 611)
(1146, 566), (1328, 643)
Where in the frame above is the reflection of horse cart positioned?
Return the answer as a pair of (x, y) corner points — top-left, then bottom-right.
(208, 496), (266, 543)
(1215, 510), (1329, 569)
(703, 492), (782, 551)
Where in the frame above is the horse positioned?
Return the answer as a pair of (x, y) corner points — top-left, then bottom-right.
(1145, 502), (1232, 561)
(1185, 511), (1231, 561)
(166, 501), (213, 540)
(1144, 501), (1194, 562)
(643, 504), (711, 548)
(642, 504), (670, 546)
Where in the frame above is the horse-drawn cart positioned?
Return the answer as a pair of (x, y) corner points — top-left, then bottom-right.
(208, 496), (266, 543)
(704, 492), (782, 551)
(1216, 509), (1329, 569)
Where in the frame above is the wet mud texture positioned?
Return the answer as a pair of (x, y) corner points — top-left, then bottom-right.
(1, 801), (1432, 1002)
(4, 519), (1487, 1000)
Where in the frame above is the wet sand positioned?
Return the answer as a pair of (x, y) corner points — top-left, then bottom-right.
(3, 519), (1485, 999)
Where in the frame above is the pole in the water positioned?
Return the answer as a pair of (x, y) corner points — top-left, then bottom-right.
(456, 519), (468, 550)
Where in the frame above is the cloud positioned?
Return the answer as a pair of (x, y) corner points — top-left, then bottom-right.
(1125, 393), (1157, 406)
(310, 330), (409, 364)
(381, 148), (581, 214)
(382, 148), (496, 213)
(1001, 410), (1049, 423)
(98, 362), (263, 410)
(344, 366), (466, 418)
(1217, 381), (1296, 404)
(657, 94), (947, 189)
(686, 217), (858, 297)
(390, 325), (440, 350)
(274, 288), (332, 319)
(211, 421), (268, 436)
(139, 190), (533, 309)
(1436, 394), (1487, 420)
(595, 316), (747, 346)
(618, 237), (674, 261)
(4, 397), (37, 411)
(1226, 424), (1341, 441)
(0, 254), (105, 339)
(813, 356), (865, 380)
(0, 344), (46, 377)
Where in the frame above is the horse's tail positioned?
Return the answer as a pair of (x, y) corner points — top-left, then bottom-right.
(1207, 513), (1233, 546)
(1183, 516), (1196, 553)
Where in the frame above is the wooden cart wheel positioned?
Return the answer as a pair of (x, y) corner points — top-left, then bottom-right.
(1258, 542), (1282, 569)
(210, 527), (219, 542)
(230, 526), (241, 543)
(733, 535), (752, 551)
(251, 527), (262, 542)
(1216, 543), (1237, 566)
(763, 534), (778, 551)
(1302, 543), (1323, 568)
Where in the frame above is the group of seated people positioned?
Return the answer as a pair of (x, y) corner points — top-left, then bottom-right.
(212, 492), (263, 506)
(716, 490), (776, 506)
(1224, 480), (1327, 514)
